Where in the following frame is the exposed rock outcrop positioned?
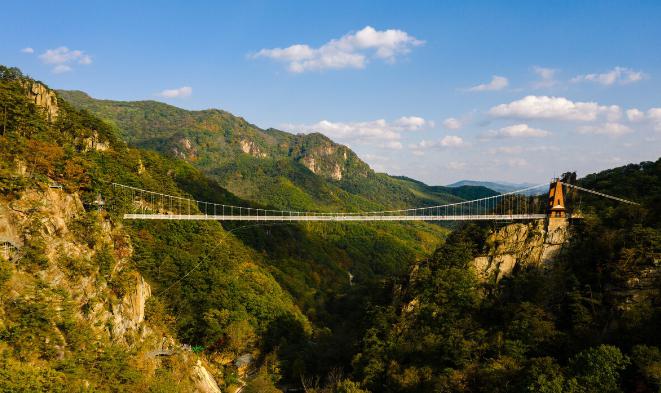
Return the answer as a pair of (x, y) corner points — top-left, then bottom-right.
(193, 360), (222, 393)
(239, 139), (267, 158)
(471, 219), (569, 282)
(173, 137), (198, 160)
(25, 81), (59, 121)
(82, 131), (110, 152)
(111, 273), (152, 340)
(301, 155), (318, 174)
(298, 145), (350, 180)
(0, 183), (222, 390)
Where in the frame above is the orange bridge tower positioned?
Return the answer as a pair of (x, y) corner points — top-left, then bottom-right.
(547, 178), (568, 230)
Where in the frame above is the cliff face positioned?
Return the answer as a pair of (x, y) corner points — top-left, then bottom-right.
(0, 181), (220, 391)
(471, 219), (569, 282)
(25, 81), (59, 121)
(0, 186), (145, 338)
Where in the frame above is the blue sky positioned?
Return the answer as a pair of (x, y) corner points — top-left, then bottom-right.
(3, 1), (661, 184)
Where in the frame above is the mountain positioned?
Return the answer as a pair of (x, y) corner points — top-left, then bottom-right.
(352, 158), (661, 392)
(4, 65), (661, 392)
(2, 66), (451, 391)
(58, 90), (495, 212)
(391, 175), (499, 200)
(447, 179), (543, 195)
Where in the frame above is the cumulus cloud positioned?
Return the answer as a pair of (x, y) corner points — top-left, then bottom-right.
(394, 116), (434, 130)
(622, 107), (661, 131)
(20, 47), (34, 54)
(282, 116), (433, 149)
(532, 66), (558, 88)
(252, 26), (424, 73)
(482, 123), (550, 139)
(648, 108), (661, 131)
(465, 75), (508, 92)
(489, 95), (621, 122)
(442, 117), (462, 130)
(409, 135), (465, 154)
(626, 108), (645, 122)
(440, 135), (465, 146)
(157, 86), (192, 98)
(577, 122), (633, 136)
(571, 67), (645, 86)
(39, 46), (92, 73)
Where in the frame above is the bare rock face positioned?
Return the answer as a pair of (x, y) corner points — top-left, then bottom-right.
(25, 81), (59, 121)
(299, 145), (347, 180)
(2, 187), (153, 341)
(0, 206), (23, 259)
(1, 175), (221, 390)
(173, 137), (198, 160)
(470, 219), (569, 282)
(193, 360), (222, 393)
(331, 163), (343, 180)
(301, 155), (318, 174)
(239, 139), (267, 158)
(111, 273), (152, 340)
(82, 131), (110, 152)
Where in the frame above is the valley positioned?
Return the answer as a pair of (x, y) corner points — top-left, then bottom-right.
(1, 65), (660, 393)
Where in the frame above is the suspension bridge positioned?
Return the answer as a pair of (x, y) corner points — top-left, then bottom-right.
(111, 179), (638, 222)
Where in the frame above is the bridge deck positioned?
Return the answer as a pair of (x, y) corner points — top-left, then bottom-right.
(123, 213), (548, 221)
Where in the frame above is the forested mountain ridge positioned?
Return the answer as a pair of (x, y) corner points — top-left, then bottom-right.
(58, 90), (491, 211)
(3, 65), (389, 391)
(4, 65), (660, 392)
(351, 159), (661, 392)
(1, 65), (448, 392)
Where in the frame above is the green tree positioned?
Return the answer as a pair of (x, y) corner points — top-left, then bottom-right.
(567, 345), (630, 393)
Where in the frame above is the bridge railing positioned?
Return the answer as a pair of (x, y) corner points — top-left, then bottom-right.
(110, 182), (555, 221)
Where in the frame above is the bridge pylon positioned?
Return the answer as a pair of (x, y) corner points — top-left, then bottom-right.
(547, 178), (568, 230)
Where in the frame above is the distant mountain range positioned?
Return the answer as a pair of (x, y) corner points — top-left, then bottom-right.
(447, 180), (546, 195)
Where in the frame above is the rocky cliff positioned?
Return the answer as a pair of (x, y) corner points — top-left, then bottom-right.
(0, 178), (220, 391)
(24, 81), (59, 121)
(471, 219), (570, 282)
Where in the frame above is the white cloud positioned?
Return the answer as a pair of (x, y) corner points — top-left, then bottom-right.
(20, 47), (34, 54)
(442, 117), (462, 130)
(157, 86), (192, 98)
(489, 95), (620, 122)
(282, 116), (432, 149)
(441, 135), (464, 146)
(40, 46), (92, 65)
(52, 65), (72, 74)
(532, 66), (558, 88)
(571, 67), (645, 86)
(490, 146), (524, 154)
(621, 107), (661, 131)
(252, 26), (424, 73)
(626, 108), (645, 122)
(409, 135), (465, 154)
(482, 123), (550, 139)
(489, 145), (558, 154)
(394, 116), (434, 130)
(577, 122), (633, 136)
(39, 46), (92, 73)
(466, 75), (508, 92)
(648, 108), (661, 131)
